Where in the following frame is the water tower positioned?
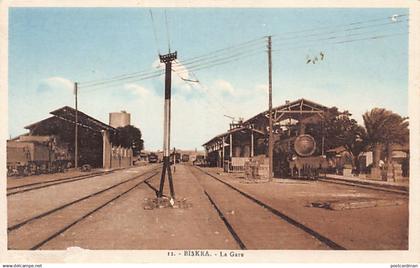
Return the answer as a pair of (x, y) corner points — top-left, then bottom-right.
(109, 111), (131, 128)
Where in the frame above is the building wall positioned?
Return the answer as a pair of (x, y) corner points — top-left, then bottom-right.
(111, 146), (133, 168)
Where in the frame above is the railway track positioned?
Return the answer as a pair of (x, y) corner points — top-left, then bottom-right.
(8, 166), (161, 250)
(191, 166), (346, 250)
(6, 165), (147, 196)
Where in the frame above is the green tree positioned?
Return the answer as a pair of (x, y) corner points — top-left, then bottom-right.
(110, 125), (144, 156)
(327, 115), (366, 171)
(306, 107), (367, 171)
(362, 108), (408, 168)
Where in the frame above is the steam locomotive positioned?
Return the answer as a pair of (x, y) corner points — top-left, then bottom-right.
(275, 133), (328, 179)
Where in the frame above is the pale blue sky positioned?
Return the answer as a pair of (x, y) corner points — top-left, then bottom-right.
(9, 8), (408, 150)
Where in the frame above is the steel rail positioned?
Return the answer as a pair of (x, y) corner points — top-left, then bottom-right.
(7, 165), (147, 196)
(8, 166), (161, 233)
(193, 166), (346, 250)
(29, 171), (160, 250)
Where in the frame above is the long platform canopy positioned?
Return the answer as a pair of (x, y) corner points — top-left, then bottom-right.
(25, 106), (115, 133)
(202, 98), (332, 151)
(244, 98), (330, 125)
(202, 126), (265, 147)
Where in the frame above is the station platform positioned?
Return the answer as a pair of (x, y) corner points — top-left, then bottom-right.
(201, 167), (409, 192)
(325, 174), (409, 192)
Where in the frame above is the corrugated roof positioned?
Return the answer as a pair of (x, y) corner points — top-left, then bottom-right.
(202, 126), (265, 147)
(25, 106), (115, 133)
(244, 98), (329, 125)
(203, 98), (330, 148)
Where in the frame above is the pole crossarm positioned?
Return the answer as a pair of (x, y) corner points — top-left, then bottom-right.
(160, 52), (177, 63)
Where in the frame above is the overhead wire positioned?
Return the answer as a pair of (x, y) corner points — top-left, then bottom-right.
(80, 20), (406, 89)
(179, 43), (266, 68)
(179, 45), (266, 69)
(79, 68), (163, 87)
(271, 13), (408, 39)
(176, 29), (407, 74)
(78, 37), (264, 87)
(80, 71), (164, 93)
(164, 9), (172, 53)
(79, 69), (164, 89)
(274, 18), (403, 48)
(149, 9), (161, 56)
(270, 18), (408, 46)
(271, 31), (408, 53)
(178, 37), (266, 65)
(77, 13), (408, 93)
(79, 42), (265, 90)
(178, 14), (408, 65)
(171, 68), (230, 120)
(172, 59), (232, 115)
(78, 23), (265, 90)
(78, 9), (165, 88)
(79, 27), (406, 91)
(172, 14), (409, 116)
(176, 50), (265, 75)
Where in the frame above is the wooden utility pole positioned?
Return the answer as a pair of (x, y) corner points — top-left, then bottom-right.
(173, 147), (176, 173)
(268, 36), (273, 180)
(158, 51), (177, 199)
(74, 82), (79, 169)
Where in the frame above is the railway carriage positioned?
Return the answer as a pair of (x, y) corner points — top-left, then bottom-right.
(181, 154), (190, 162)
(148, 153), (158, 163)
(7, 135), (72, 176)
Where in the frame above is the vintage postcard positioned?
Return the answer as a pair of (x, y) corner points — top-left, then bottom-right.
(0, 0), (419, 265)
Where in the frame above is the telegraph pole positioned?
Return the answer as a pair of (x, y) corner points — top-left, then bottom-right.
(158, 51), (177, 199)
(173, 147), (176, 173)
(268, 36), (273, 181)
(74, 82), (79, 169)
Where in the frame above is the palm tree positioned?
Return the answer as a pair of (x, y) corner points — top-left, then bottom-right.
(362, 108), (409, 168)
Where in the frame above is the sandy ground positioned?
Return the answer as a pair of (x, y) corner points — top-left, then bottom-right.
(189, 167), (330, 249)
(7, 163), (408, 250)
(201, 167), (408, 250)
(7, 165), (158, 227)
(38, 164), (238, 250)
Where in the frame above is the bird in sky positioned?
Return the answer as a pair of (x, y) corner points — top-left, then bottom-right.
(306, 52), (325, 64)
(391, 14), (399, 22)
(181, 77), (199, 83)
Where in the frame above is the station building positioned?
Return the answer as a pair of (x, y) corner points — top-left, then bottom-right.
(203, 98), (330, 177)
(202, 98), (409, 181)
(14, 106), (133, 170)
